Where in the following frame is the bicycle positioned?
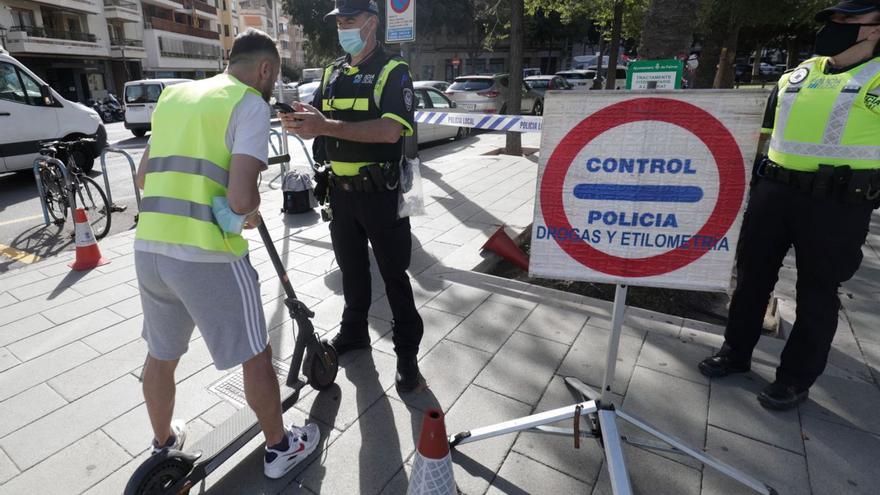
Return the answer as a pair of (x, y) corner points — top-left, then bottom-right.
(36, 139), (111, 240)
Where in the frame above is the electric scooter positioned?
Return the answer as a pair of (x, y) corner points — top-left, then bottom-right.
(124, 154), (339, 494)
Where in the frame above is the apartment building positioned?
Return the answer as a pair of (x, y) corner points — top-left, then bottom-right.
(237, 0), (300, 69)
(140, 0), (223, 79)
(217, 0), (236, 64)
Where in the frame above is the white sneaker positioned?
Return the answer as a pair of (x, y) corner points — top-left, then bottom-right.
(151, 419), (187, 454)
(264, 423), (320, 479)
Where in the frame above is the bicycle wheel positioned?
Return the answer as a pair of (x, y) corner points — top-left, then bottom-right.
(39, 165), (68, 225)
(76, 175), (111, 239)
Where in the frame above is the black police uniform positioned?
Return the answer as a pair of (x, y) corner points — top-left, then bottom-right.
(703, 70), (878, 397)
(313, 46), (424, 360)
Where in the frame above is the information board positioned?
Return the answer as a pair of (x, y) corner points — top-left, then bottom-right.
(386, 0), (415, 43)
(626, 59), (684, 90)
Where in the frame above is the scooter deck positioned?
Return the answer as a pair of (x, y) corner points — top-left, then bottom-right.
(186, 378), (307, 480)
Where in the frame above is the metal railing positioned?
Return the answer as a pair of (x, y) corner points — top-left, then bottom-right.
(183, 0), (218, 15)
(100, 147), (140, 212)
(10, 25), (97, 43)
(109, 37), (143, 48)
(103, 0), (139, 9)
(144, 17), (219, 40)
(33, 157), (74, 227)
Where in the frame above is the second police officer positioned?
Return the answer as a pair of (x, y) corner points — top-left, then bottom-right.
(699, 1), (880, 410)
(281, 0), (425, 392)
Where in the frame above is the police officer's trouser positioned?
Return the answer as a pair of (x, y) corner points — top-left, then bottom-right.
(329, 187), (424, 358)
(723, 178), (873, 389)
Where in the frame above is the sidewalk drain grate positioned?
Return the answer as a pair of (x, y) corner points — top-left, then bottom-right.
(208, 358), (290, 407)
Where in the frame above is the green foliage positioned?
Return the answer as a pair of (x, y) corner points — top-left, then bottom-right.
(285, 0), (339, 64)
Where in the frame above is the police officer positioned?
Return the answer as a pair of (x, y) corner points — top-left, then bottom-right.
(280, 0), (424, 392)
(699, 1), (880, 411)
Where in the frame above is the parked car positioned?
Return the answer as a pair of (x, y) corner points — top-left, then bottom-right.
(295, 81), (320, 105)
(587, 66), (628, 90)
(415, 80), (450, 92)
(123, 78), (191, 137)
(523, 67), (542, 78)
(412, 86), (468, 144)
(444, 74), (541, 115)
(524, 75), (573, 115)
(0, 47), (106, 173)
(556, 69), (596, 90)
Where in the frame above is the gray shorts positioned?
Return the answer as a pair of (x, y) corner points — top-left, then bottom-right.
(135, 251), (268, 370)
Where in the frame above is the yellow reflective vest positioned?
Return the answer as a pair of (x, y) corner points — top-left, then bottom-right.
(135, 74), (260, 256)
(769, 56), (880, 171)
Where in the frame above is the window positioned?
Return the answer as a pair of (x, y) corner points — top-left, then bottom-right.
(448, 78), (493, 91)
(413, 90), (426, 110)
(0, 63), (27, 104)
(10, 8), (35, 28)
(224, 24), (230, 36)
(488, 58), (504, 73)
(421, 65), (434, 80)
(234, 25), (239, 36)
(426, 89), (450, 109)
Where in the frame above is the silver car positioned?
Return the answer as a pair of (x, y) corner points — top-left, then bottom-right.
(412, 85), (468, 144)
(444, 74), (541, 115)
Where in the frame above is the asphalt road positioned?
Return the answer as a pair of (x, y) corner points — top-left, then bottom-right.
(0, 121), (318, 273)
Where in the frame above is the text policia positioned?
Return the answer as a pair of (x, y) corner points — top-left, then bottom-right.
(536, 155), (731, 253)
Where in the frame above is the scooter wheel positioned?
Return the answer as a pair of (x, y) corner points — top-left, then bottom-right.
(124, 452), (194, 495)
(306, 341), (338, 391)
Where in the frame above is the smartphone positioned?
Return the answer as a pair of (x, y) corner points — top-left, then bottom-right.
(273, 102), (295, 114)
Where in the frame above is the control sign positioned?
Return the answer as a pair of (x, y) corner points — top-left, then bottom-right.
(530, 91), (768, 291)
(386, 0), (415, 43)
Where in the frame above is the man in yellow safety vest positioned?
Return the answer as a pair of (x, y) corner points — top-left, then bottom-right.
(134, 29), (319, 479)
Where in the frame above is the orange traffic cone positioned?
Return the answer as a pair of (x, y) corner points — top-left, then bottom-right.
(482, 225), (529, 271)
(69, 207), (109, 271)
(407, 408), (457, 495)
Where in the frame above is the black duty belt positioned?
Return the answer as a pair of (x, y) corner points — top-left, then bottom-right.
(758, 159), (880, 207)
(328, 161), (400, 193)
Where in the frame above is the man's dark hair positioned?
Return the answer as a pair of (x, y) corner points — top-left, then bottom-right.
(229, 28), (280, 65)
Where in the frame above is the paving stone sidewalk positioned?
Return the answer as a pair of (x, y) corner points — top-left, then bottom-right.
(0, 132), (878, 495)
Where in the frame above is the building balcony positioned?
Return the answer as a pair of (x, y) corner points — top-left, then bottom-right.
(110, 37), (147, 58)
(103, 0), (141, 22)
(143, 27), (222, 71)
(140, 0), (185, 11)
(182, 0), (218, 16)
(34, 0), (101, 15)
(6, 26), (108, 57)
(144, 17), (219, 41)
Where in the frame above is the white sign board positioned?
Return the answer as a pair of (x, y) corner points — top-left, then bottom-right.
(530, 91), (768, 291)
(385, 0), (415, 43)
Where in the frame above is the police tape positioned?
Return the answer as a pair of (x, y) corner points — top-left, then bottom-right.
(414, 111), (543, 133)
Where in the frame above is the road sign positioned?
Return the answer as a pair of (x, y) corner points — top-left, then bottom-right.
(626, 59), (683, 90)
(386, 0), (415, 43)
(530, 91), (768, 291)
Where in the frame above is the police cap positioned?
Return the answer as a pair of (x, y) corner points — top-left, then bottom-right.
(324, 0), (380, 21)
(816, 1), (880, 22)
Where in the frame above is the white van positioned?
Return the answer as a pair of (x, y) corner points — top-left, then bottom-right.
(123, 78), (191, 137)
(300, 68), (324, 84)
(0, 47), (106, 173)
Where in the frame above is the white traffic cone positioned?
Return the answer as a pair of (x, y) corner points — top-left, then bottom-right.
(407, 408), (457, 495)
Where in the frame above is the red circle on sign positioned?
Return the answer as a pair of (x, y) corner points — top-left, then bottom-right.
(539, 97), (745, 278)
(391, 0), (410, 14)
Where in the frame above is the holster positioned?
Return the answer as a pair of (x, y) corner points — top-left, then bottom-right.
(313, 168), (330, 205)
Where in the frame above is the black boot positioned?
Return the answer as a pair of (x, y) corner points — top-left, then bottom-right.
(757, 381), (809, 411)
(698, 344), (751, 378)
(396, 355), (423, 392)
(328, 332), (371, 357)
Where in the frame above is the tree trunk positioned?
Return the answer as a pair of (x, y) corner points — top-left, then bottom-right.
(605, 1), (624, 90)
(713, 21), (740, 89)
(751, 42), (763, 78)
(505, 0), (523, 156)
(639, 0), (699, 59)
(694, 2), (731, 89)
(786, 36), (799, 69)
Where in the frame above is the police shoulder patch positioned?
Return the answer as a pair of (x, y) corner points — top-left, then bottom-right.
(403, 88), (414, 111)
(789, 67), (809, 85)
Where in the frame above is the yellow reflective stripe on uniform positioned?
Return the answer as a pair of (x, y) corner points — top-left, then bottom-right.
(321, 65), (334, 94)
(322, 98), (371, 112)
(140, 196), (215, 223)
(373, 59), (409, 107)
(382, 112), (414, 136)
(147, 156), (229, 186)
(330, 160), (373, 176)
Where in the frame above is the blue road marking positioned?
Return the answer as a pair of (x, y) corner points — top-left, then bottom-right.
(573, 184), (704, 203)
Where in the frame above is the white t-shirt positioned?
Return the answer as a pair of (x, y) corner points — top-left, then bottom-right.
(135, 92), (271, 262)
